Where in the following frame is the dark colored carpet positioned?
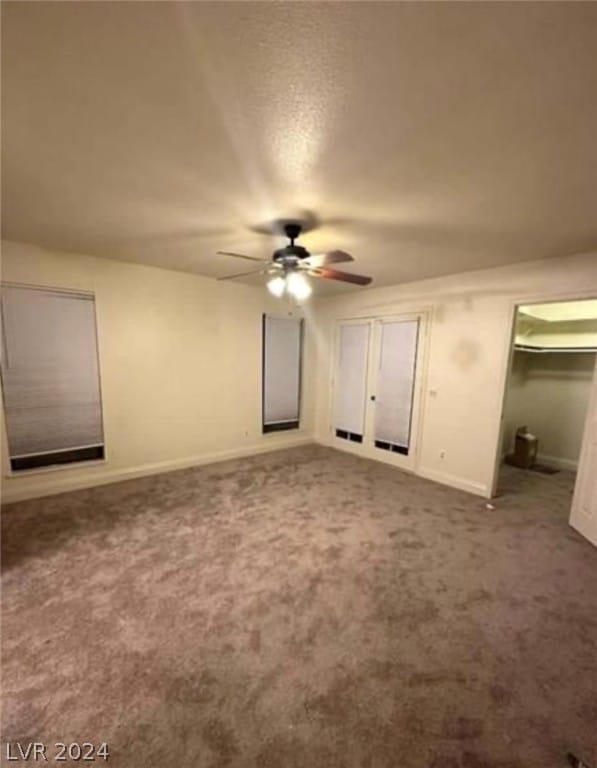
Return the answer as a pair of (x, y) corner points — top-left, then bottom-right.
(2, 446), (596, 768)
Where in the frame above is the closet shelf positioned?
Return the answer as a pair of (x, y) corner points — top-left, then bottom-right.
(514, 344), (597, 354)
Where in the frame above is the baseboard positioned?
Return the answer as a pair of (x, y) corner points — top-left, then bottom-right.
(1, 434), (314, 504)
(4, 434), (495, 504)
(501, 450), (578, 472)
(415, 467), (490, 498)
(314, 436), (490, 498)
(536, 452), (578, 472)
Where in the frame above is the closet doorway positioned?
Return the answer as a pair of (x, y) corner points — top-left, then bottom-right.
(497, 299), (597, 538)
(331, 312), (427, 472)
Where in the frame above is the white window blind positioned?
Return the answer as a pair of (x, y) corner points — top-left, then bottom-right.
(262, 314), (302, 432)
(334, 323), (370, 439)
(374, 319), (419, 452)
(1, 284), (104, 470)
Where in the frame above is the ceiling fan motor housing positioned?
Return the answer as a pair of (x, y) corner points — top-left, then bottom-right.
(273, 244), (310, 264)
(273, 223), (310, 265)
(217, 217), (371, 285)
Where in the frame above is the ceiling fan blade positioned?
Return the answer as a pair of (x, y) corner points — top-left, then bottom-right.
(217, 250), (268, 263)
(303, 250), (354, 268)
(217, 266), (274, 281)
(307, 267), (372, 286)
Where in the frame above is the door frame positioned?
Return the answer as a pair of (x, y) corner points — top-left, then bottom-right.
(329, 309), (430, 474)
(490, 289), (597, 498)
(570, 353), (597, 546)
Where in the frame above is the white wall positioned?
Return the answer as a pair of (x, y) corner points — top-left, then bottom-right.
(311, 252), (597, 497)
(0, 241), (315, 502)
(502, 350), (596, 469)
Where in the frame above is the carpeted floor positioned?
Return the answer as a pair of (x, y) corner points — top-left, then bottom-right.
(2, 445), (596, 768)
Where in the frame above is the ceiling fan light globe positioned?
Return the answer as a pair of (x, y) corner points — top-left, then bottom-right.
(267, 276), (286, 297)
(286, 271), (312, 301)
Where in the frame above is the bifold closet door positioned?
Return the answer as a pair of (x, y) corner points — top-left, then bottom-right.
(333, 323), (370, 443)
(373, 319), (419, 455)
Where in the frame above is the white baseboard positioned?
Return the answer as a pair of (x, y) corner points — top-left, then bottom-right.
(3, 434), (496, 504)
(415, 467), (490, 498)
(1, 434), (314, 504)
(501, 451), (578, 472)
(314, 436), (490, 498)
(536, 452), (578, 472)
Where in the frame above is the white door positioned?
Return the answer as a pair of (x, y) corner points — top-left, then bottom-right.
(371, 318), (420, 463)
(332, 321), (371, 446)
(570, 358), (597, 547)
(331, 314), (425, 471)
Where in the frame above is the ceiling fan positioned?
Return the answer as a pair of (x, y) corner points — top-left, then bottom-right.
(217, 222), (372, 300)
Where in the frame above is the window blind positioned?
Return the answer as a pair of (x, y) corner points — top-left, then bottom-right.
(1, 284), (104, 470)
(262, 314), (302, 432)
(334, 323), (370, 439)
(374, 319), (419, 453)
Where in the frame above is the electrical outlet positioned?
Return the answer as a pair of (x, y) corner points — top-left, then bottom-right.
(440, 449), (446, 459)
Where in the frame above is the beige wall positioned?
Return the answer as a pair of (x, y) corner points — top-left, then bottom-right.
(311, 252), (597, 497)
(2, 242), (597, 503)
(0, 241), (315, 502)
(502, 350), (595, 469)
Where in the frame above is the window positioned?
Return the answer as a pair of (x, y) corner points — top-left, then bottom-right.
(1, 284), (105, 471)
(262, 314), (303, 433)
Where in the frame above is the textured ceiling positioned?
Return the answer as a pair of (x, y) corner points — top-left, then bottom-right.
(2, 1), (596, 294)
